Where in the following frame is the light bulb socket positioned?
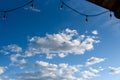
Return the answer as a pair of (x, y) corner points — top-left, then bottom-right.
(60, 4), (63, 10)
(3, 11), (7, 20)
(31, 0), (34, 8)
(110, 11), (112, 18)
(85, 15), (88, 23)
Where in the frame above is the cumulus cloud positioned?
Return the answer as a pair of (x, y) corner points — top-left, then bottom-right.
(109, 67), (120, 74)
(0, 28), (102, 79)
(25, 28), (99, 58)
(0, 44), (22, 55)
(86, 57), (105, 66)
(17, 61), (83, 80)
(16, 60), (103, 80)
(0, 29), (99, 59)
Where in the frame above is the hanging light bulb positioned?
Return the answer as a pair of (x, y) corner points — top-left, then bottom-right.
(3, 11), (7, 20)
(31, 0), (34, 8)
(60, 2), (64, 10)
(85, 15), (88, 23)
(110, 11), (112, 19)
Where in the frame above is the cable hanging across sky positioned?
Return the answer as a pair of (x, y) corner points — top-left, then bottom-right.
(0, 0), (34, 20)
(0, 0), (112, 21)
(60, 0), (112, 22)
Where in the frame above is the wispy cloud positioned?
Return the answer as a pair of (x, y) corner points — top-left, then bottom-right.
(24, 7), (40, 12)
(81, 67), (104, 79)
(0, 66), (7, 75)
(81, 70), (98, 79)
(86, 57), (105, 66)
(109, 67), (120, 74)
(0, 44), (22, 55)
(0, 76), (13, 80)
(10, 54), (27, 69)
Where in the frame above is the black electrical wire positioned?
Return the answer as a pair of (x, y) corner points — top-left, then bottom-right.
(0, 0), (33, 13)
(60, 0), (109, 17)
(0, 0), (111, 20)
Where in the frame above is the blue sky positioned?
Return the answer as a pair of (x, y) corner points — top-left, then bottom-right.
(0, 0), (120, 80)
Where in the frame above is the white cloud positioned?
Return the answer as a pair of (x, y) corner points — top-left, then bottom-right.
(58, 53), (68, 58)
(0, 44), (22, 55)
(25, 28), (99, 59)
(10, 54), (27, 69)
(19, 59), (27, 65)
(17, 61), (83, 80)
(24, 7), (40, 12)
(0, 66), (7, 75)
(0, 28), (102, 79)
(10, 54), (21, 62)
(0, 76), (14, 80)
(89, 67), (100, 73)
(16, 61), (103, 80)
(92, 30), (98, 35)
(81, 70), (98, 79)
(89, 67), (103, 73)
(0, 29), (99, 59)
(109, 67), (120, 74)
(86, 57), (105, 66)
(35, 61), (49, 67)
(81, 67), (103, 79)
(46, 53), (56, 59)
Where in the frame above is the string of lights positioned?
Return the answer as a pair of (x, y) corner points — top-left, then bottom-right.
(0, 0), (112, 21)
(0, 0), (34, 20)
(60, 0), (112, 22)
